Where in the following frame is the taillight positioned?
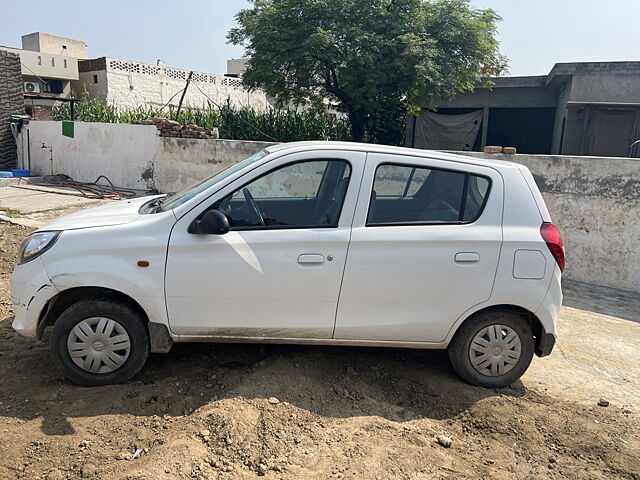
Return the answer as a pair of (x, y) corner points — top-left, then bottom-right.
(540, 222), (565, 272)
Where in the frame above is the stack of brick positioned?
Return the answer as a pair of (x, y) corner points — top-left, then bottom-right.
(0, 50), (25, 169)
(133, 118), (219, 139)
(28, 105), (54, 121)
(483, 145), (518, 154)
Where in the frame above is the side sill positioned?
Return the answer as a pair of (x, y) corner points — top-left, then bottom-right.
(174, 334), (448, 350)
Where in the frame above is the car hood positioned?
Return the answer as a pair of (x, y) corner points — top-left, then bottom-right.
(38, 195), (162, 231)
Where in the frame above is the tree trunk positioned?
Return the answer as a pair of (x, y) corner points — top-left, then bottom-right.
(348, 109), (366, 143)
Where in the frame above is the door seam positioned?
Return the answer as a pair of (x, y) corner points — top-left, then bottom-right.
(332, 153), (369, 338)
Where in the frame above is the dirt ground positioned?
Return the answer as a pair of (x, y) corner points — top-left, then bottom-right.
(0, 221), (638, 480)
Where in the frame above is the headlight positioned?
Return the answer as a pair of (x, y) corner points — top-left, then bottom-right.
(17, 231), (61, 264)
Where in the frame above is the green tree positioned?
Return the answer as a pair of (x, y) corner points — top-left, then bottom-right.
(228, 0), (507, 145)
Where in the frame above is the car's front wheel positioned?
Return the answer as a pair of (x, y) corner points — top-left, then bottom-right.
(50, 299), (149, 386)
(448, 309), (535, 388)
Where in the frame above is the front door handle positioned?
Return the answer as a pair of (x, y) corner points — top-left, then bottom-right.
(298, 254), (325, 264)
(455, 252), (480, 263)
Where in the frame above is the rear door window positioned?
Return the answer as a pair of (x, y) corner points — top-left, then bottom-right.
(367, 163), (490, 225)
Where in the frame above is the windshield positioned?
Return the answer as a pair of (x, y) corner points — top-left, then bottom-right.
(161, 150), (269, 210)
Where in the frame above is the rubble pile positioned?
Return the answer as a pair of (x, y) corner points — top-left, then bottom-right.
(133, 118), (219, 139)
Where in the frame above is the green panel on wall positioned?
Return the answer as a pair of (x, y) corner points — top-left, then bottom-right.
(62, 120), (74, 138)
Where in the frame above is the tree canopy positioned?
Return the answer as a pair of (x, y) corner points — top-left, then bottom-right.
(228, 0), (507, 144)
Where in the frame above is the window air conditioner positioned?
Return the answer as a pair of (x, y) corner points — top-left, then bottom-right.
(24, 82), (41, 93)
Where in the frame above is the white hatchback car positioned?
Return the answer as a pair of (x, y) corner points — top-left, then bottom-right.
(11, 142), (563, 387)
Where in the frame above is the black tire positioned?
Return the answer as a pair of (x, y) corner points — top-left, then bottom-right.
(447, 309), (534, 388)
(50, 298), (149, 386)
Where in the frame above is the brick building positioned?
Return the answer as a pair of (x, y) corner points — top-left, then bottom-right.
(0, 32), (83, 121)
(0, 50), (24, 169)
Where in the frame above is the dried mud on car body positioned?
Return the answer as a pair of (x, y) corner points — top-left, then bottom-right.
(0, 223), (638, 480)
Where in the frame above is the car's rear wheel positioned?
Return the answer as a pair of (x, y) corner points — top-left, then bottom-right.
(50, 299), (149, 386)
(448, 309), (534, 388)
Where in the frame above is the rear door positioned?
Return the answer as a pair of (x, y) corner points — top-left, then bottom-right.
(334, 153), (503, 343)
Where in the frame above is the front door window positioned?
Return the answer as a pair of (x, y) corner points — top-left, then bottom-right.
(214, 160), (352, 229)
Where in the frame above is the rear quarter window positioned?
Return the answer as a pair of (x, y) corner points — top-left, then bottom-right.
(367, 163), (491, 225)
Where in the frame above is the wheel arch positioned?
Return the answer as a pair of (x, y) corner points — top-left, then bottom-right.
(449, 304), (548, 357)
(37, 286), (150, 339)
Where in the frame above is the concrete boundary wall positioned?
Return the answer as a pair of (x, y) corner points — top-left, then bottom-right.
(15, 121), (640, 293)
(455, 151), (640, 294)
(16, 121), (275, 194)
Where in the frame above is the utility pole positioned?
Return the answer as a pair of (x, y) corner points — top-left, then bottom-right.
(175, 71), (193, 121)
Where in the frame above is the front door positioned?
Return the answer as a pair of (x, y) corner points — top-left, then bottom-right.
(334, 153), (503, 343)
(165, 150), (365, 338)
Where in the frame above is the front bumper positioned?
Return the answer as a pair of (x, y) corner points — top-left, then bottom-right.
(10, 258), (58, 339)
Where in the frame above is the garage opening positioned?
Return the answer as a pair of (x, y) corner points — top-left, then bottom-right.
(486, 107), (556, 154)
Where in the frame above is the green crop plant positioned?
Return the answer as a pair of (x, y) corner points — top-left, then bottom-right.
(53, 98), (358, 143)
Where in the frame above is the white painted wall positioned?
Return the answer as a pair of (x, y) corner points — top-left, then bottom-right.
(22, 32), (87, 59)
(227, 58), (249, 76)
(75, 71), (108, 100)
(20, 121), (158, 188)
(16, 121), (640, 294)
(72, 57), (271, 111)
(18, 121), (274, 193)
(0, 46), (79, 81)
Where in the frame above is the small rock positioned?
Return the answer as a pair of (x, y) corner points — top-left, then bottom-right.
(257, 464), (268, 476)
(115, 451), (129, 460)
(597, 398), (610, 407)
(435, 434), (452, 448)
(199, 429), (211, 438)
(268, 397), (280, 404)
(549, 457), (557, 464)
(80, 464), (97, 478)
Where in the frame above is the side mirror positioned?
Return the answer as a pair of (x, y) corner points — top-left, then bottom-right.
(189, 209), (230, 235)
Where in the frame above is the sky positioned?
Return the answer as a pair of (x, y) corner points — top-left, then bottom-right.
(1, 0), (639, 77)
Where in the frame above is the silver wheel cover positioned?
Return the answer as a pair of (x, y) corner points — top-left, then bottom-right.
(66, 317), (131, 374)
(469, 324), (522, 377)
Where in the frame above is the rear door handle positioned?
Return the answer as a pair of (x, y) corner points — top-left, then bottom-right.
(298, 254), (325, 264)
(455, 252), (480, 263)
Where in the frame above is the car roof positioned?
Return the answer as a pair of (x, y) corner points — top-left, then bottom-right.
(264, 141), (521, 170)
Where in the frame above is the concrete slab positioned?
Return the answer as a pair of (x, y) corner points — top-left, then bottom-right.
(10, 177), (152, 198)
(0, 183), (154, 228)
(0, 178), (22, 187)
(0, 185), (102, 214)
(0, 177), (48, 187)
(563, 279), (640, 324)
